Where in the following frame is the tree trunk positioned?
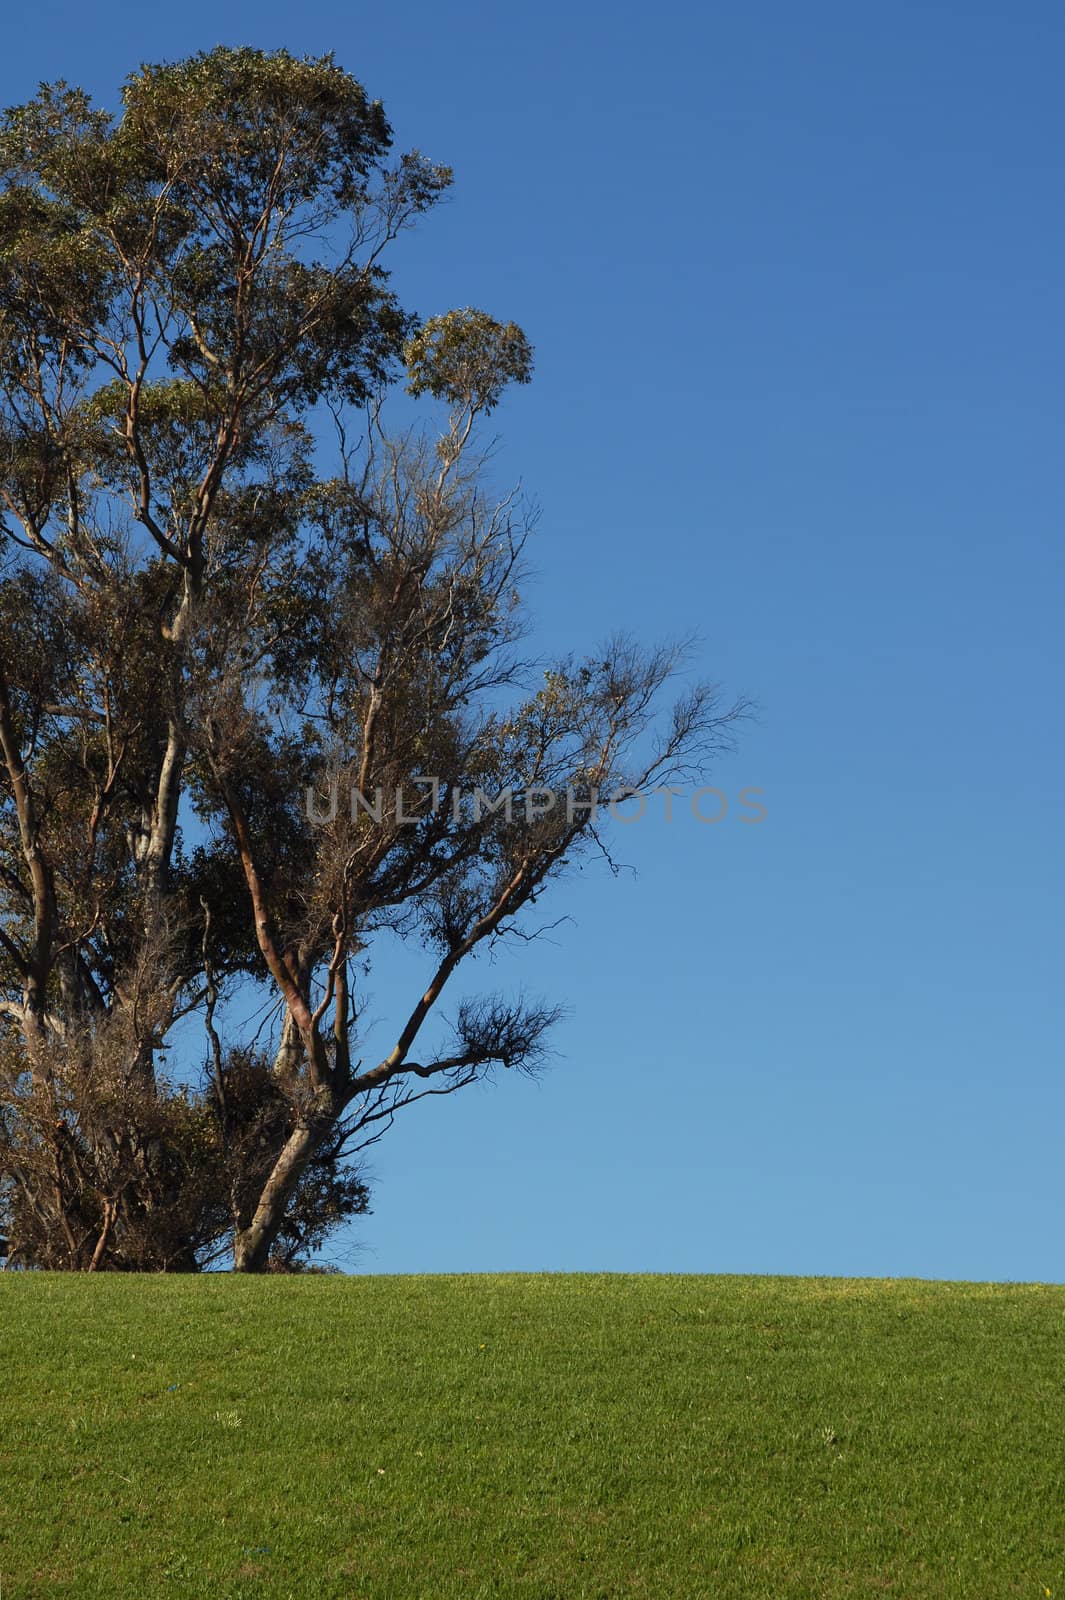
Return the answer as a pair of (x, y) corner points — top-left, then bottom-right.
(231, 1095), (339, 1272)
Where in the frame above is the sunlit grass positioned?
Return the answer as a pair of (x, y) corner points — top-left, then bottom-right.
(1, 1273), (1062, 1596)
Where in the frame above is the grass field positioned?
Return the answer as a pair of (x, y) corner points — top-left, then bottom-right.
(0, 1273), (1061, 1598)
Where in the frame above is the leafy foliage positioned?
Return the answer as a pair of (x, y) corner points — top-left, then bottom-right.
(0, 49), (743, 1272)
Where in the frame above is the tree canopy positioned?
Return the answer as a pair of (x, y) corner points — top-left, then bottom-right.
(0, 48), (743, 1271)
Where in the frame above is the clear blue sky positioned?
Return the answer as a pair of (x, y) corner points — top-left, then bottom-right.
(7, 1), (1062, 1280)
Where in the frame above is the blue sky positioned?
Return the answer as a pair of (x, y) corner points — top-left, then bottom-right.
(6, 1), (1062, 1280)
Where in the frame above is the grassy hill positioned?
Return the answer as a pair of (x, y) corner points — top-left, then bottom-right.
(0, 1273), (1061, 1597)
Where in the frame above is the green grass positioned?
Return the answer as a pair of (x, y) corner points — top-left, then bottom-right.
(0, 1274), (1062, 1598)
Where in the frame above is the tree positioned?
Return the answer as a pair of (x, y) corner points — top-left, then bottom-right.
(0, 48), (744, 1272)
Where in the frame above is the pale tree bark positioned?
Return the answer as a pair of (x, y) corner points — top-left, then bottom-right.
(0, 667), (58, 1073)
(231, 1090), (344, 1272)
(141, 719), (185, 908)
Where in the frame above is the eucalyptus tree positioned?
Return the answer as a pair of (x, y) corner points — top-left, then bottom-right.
(0, 48), (742, 1271)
